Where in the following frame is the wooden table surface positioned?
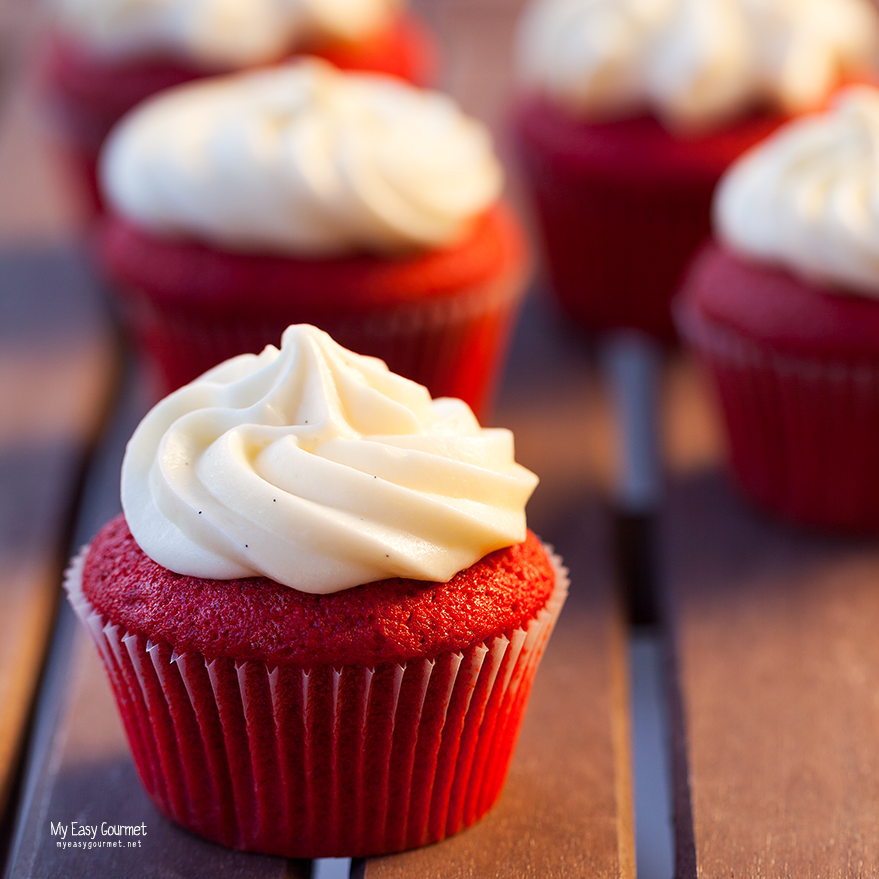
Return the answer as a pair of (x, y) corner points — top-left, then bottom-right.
(4, 2), (879, 878)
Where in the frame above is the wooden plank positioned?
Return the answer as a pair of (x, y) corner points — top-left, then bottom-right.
(0, 73), (91, 244)
(661, 468), (879, 878)
(0, 248), (117, 823)
(0, 0), (109, 824)
(657, 353), (724, 478)
(0, 0), (92, 245)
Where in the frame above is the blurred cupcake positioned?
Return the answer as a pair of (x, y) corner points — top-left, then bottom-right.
(511, 0), (879, 339)
(40, 0), (437, 214)
(97, 59), (529, 418)
(65, 324), (567, 858)
(677, 86), (879, 532)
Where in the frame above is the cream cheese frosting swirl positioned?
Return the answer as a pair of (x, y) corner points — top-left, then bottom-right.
(100, 59), (503, 255)
(55, 0), (402, 67)
(515, 0), (879, 131)
(120, 325), (539, 593)
(715, 86), (879, 298)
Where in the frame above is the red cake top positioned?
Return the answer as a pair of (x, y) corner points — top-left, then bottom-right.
(82, 514), (557, 667)
(98, 204), (522, 311)
(679, 243), (879, 363)
(513, 96), (780, 188)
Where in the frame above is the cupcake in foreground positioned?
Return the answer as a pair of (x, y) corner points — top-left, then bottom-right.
(97, 59), (529, 418)
(40, 0), (437, 214)
(677, 86), (879, 532)
(511, 0), (879, 340)
(65, 324), (567, 858)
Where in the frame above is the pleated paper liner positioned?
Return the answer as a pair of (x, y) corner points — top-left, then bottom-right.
(678, 299), (879, 533)
(65, 546), (568, 858)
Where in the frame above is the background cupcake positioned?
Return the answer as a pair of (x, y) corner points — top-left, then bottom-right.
(66, 323), (568, 858)
(677, 85), (879, 532)
(97, 58), (530, 419)
(511, 0), (879, 340)
(40, 0), (437, 214)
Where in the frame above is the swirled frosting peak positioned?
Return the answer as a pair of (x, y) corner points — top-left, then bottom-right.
(55, 0), (402, 67)
(515, 0), (879, 131)
(120, 325), (539, 593)
(715, 86), (879, 297)
(101, 59), (503, 255)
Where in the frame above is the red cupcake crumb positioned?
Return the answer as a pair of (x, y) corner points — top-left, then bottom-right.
(680, 243), (879, 362)
(83, 513), (557, 667)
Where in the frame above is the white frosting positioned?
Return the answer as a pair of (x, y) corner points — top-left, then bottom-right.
(100, 59), (503, 256)
(715, 86), (879, 297)
(515, 0), (879, 131)
(121, 325), (539, 593)
(55, 0), (402, 67)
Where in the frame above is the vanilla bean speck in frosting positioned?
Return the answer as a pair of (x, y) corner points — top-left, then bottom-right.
(715, 86), (879, 298)
(55, 0), (402, 67)
(121, 325), (539, 593)
(515, 0), (879, 131)
(100, 59), (503, 255)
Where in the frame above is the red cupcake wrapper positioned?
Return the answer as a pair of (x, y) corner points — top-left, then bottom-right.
(116, 258), (527, 420)
(65, 547), (568, 858)
(678, 299), (879, 532)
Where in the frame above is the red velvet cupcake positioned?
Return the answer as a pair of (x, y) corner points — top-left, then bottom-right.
(513, 103), (778, 338)
(97, 60), (529, 418)
(511, 0), (879, 340)
(677, 87), (879, 532)
(65, 324), (566, 858)
(40, 0), (437, 216)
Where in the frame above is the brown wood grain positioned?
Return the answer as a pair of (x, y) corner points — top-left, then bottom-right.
(0, 249), (117, 823)
(661, 469), (879, 879)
